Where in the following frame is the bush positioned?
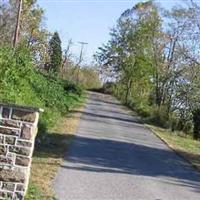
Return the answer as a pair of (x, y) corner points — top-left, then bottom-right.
(144, 106), (170, 128)
(0, 46), (83, 133)
(62, 80), (83, 96)
(102, 82), (116, 94)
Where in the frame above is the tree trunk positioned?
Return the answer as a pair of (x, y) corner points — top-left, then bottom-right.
(125, 79), (132, 104)
(193, 109), (200, 140)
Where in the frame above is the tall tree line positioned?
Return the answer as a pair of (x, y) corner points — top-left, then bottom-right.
(95, 0), (200, 139)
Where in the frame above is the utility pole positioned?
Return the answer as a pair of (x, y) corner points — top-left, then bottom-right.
(13, 0), (23, 48)
(78, 41), (88, 63)
(75, 41), (88, 83)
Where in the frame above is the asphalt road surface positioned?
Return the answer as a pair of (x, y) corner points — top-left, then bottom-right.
(53, 92), (200, 200)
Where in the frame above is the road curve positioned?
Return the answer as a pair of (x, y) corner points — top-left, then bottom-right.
(53, 92), (200, 200)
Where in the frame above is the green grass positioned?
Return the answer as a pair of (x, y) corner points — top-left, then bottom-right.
(25, 100), (85, 200)
(25, 182), (43, 200)
(148, 125), (200, 170)
(0, 45), (84, 130)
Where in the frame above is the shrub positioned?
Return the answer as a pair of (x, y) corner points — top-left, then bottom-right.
(0, 45), (83, 133)
(147, 106), (170, 128)
(62, 80), (83, 96)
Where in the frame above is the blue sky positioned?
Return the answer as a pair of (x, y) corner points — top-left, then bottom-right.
(38, 0), (181, 63)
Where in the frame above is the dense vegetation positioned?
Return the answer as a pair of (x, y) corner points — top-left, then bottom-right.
(61, 64), (102, 89)
(0, 0), (101, 132)
(0, 45), (82, 132)
(95, 0), (200, 139)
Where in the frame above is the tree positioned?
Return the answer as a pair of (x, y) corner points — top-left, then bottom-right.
(0, 1), (17, 45)
(20, 0), (50, 66)
(95, 0), (200, 133)
(48, 32), (62, 73)
(96, 1), (162, 105)
(193, 109), (200, 139)
(0, 0), (50, 66)
(62, 39), (73, 69)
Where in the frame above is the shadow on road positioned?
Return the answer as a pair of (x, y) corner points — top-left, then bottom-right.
(36, 91), (200, 197)
(87, 95), (122, 106)
(73, 110), (142, 125)
(60, 135), (200, 193)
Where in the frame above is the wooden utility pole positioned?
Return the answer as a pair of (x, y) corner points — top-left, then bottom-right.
(13, 0), (23, 48)
(78, 41), (88, 63)
(76, 41), (88, 83)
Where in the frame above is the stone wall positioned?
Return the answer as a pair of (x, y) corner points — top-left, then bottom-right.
(0, 103), (42, 200)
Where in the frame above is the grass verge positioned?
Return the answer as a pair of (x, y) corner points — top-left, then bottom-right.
(25, 100), (85, 200)
(147, 125), (200, 171)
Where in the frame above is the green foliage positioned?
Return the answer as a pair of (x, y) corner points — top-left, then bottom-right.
(103, 82), (116, 94)
(25, 182), (43, 200)
(48, 32), (62, 73)
(62, 80), (83, 96)
(0, 0), (50, 66)
(0, 45), (82, 132)
(78, 67), (102, 89)
(60, 65), (101, 90)
(96, 0), (200, 137)
(96, 0), (161, 110)
(148, 106), (170, 128)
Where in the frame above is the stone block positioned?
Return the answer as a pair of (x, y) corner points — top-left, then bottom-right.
(16, 184), (25, 192)
(5, 136), (16, 145)
(0, 169), (25, 183)
(2, 182), (15, 191)
(0, 145), (7, 156)
(12, 109), (36, 123)
(9, 146), (31, 156)
(0, 191), (13, 199)
(14, 192), (24, 200)
(0, 156), (13, 165)
(21, 125), (32, 140)
(0, 119), (21, 128)
(17, 140), (32, 148)
(15, 156), (30, 167)
(0, 127), (19, 136)
(0, 135), (4, 144)
(2, 107), (10, 119)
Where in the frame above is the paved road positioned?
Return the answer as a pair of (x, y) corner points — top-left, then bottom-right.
(54, 92), (200, 200)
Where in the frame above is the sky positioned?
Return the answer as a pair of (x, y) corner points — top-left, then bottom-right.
(37, 0), (183, 64)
